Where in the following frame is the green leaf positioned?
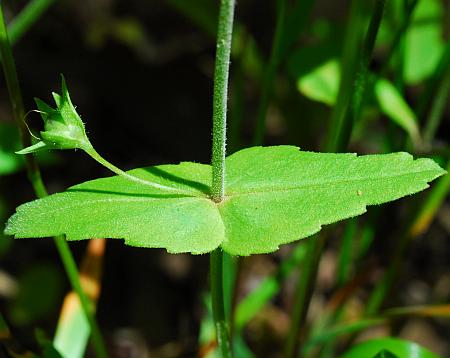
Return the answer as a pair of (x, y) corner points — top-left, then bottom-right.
(341, 338), (441, 358)
(297, 58), (340, 105)
(4, 146), (446, 256)
(374, 78), (422, 148)
(403, 0), (445, 84)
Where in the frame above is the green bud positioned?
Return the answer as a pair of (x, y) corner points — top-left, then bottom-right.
(17, 76), (92, 155)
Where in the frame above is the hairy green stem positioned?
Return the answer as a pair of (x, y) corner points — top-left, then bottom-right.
(0, 4), (107, 358)
(211, 0), (235, 202)
(85, 147), (193, 195)
(211, 249), (232, 358)
(252, 0), (286, 145)
(210, 0), (235, 356)
(8, 0), (57, 44)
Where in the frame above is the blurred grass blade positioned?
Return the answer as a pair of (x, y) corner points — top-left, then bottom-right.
(384, 304), (450, 318)
(326, 0), (367, 151)
(409, 159), (450, 237)
(54, 239), (106, 358)
(8, 0), (57, 44)
(303, 318), (386, 353)
(374, 78), (422, 149)
(340, 338), (440, 358)
(234, 244), (306, 331)
(422, 55), (450, 145)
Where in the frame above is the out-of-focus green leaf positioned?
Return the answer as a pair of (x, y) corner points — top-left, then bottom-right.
(297, 58), (340, 105)
(374, 78), (422, 148)
(404, 0), (445, 84)
(9, 264), (63, 326)
(304, 318), (385, 353)
(341, 338), (441, 358)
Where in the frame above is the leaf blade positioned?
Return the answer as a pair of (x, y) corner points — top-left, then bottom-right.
(220, 146), (445, 255)
(5, 162), (224, 254)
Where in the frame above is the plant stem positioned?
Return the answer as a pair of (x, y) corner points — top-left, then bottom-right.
(8, 0), (56, 44)
(210, 0), (235, 203)
(252, 0), (286, 145)
(209, 0), (235, 356)
(85, 147), (193, 195)
(211, 249), (232, 358)
(0, 5), (107, 358)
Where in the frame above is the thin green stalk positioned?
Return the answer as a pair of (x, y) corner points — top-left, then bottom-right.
(210, 0), (235, 356)
(285, 2), (386, 356)
(211, 0), (235, 203)
(85, 147), (193, 195)
(379, 0), (419, 77)
(423, 59), (450, 144)
(252, 0), (287, 145)
(0, 4), (107, 358)
(8, 0), (57, 44)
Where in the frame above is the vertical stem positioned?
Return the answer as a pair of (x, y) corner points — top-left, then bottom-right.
(210, 0), (235, 357)
(211, 0), (235, 202)
(211, 249), (232, 358)
(0, 4), (107, 358)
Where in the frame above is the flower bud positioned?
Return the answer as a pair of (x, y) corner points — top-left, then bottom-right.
(17, 76), (92, 155)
